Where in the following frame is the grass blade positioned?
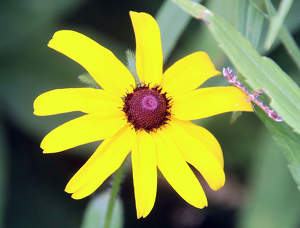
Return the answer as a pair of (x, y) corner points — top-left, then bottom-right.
(265, 0), (294, 49)
(172, 0), (300, 134)
(255, 103), (300, 189)
(238, 0), (264, 50)
(265, 0), (300, 70)
(155, 0), (201, 63)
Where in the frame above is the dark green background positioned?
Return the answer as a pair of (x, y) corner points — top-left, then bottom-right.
(1, 0), (300, 227)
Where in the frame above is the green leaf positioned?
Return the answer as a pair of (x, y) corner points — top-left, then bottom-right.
(238, 0), (248, 35)
(172, 0), (300, 134)
(125, 50), (140, 84)
(255, 107), (300, 189)
(265, 0), (300, 70)
(196, 0), (239, 64)
(284, 0), (300, 32)
(78, 73), (101, 89)
(166, 0), (237, 77)
(155, 0), (202, 62)
(249, 0), (267, 14)
(237, 130), (300, 228)
(238, 0), (264, 50)
(265, 0), (294, 49)
(81, 192), (123, 228)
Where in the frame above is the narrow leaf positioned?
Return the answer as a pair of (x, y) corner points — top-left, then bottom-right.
(265, 0), (300, 70)
(125, 49), (140, 84)
(265, 0), (294, 49)
(249, 0), (266, 14)
(78, 73), (101, 89)
(238, 0), (264, 50)
(172, 0), (300, 134)
(155, 0), (202, 63)
(237, 0), (248, 35)
(245, 2), (264, 50)
(255, 104), (300, 189)
(81, 192), (123, 228)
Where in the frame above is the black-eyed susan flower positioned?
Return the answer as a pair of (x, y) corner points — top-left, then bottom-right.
(34, 11), (253, 218)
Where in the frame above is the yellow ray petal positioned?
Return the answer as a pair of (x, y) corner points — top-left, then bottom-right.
(130, 11), (163, 85)
(165, 118), (225, 191)
(172, 87), (254, 120)
(48, 30), (135, 97)
(151, 130), (207, 208)
(41, 112), (126, 153)
(161, 52), (220, 98)
(34, 88), (123, 116)
(65, 124), (135, 199)
(132, 130), (157, 218)
(172, 118), (224, 168)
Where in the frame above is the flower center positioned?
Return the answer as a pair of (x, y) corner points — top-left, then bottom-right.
(123, 84), (172, 131)
(142, 95), (158, 110)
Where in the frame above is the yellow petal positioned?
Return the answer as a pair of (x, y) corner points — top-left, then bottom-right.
(130, 11), (163, 85)
(34, 88), (123, 116)
(172, 86), (254, 120)
(172, 118), (224, 168)
(161, 52), (220, 98)
(151, 130), (207, 208)
(165, 118), (225, 191)
(41, 112), (126, 153)
(48, 30), (135, 97)
(65, 124), (135, 199)
(132, 130), (157, 218)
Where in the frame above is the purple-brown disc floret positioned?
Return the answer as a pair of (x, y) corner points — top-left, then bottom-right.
(123, 84), (172, 131)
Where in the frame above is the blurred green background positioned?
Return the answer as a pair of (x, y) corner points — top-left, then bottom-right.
(1, 0), (300, 227)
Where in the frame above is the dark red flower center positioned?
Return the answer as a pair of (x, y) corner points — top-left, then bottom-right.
(123, 84), (172, 131)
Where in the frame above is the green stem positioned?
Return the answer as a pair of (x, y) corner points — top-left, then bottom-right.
(104, 159), (127, 228)
(125, 50), (140, 85)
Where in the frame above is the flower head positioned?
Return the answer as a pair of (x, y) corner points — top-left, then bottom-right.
(123, 84), (172, 131)
(34, 11), (253, 218)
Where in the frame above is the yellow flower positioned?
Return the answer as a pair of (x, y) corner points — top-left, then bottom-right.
(34, 11), (253, 218)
